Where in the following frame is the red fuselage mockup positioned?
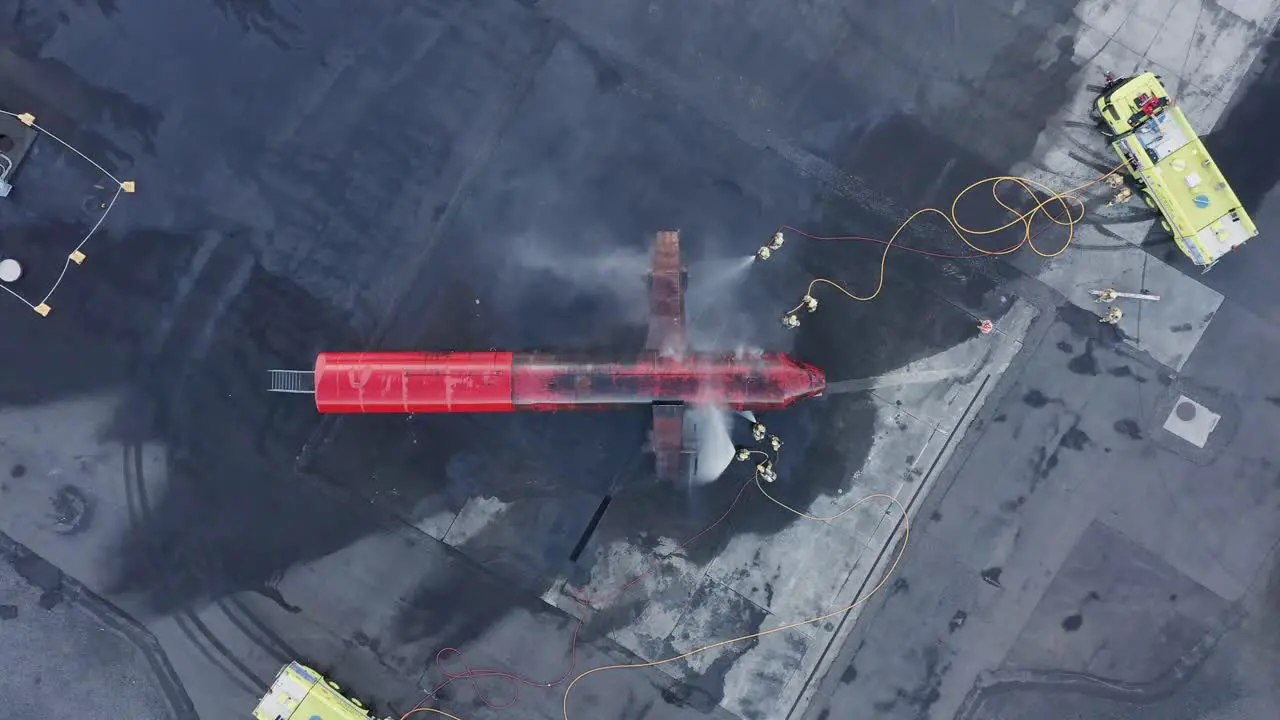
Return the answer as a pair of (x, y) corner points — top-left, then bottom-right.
(312, 350), (826, 414)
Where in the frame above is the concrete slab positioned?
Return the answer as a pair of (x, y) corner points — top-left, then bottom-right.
(552, 536), (705, 660)
(1150, 0), (1263, 98)
(869, 298), (1039, 434)
(816, 400), (939, 548)
(1000, 519), (1232, 682)
(705, 519), (873, 638)
(796, 527), (991, 720)
(663, 575), (812, 720)
(1035, 235), (1223, 371)
(0, 536), (188, 720)
(1220, 0), (1280, 24)
(1113, 0), (1181, 57)
(1075, 0), (1141, 36)
(806, 279), (1280, 719)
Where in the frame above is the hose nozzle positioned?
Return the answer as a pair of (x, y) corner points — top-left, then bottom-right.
(757, 460), (777, 483)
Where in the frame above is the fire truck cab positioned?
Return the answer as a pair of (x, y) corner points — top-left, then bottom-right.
(252, 662), (387, 720)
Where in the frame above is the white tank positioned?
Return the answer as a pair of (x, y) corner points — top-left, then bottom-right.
(0, 258), (21, 283)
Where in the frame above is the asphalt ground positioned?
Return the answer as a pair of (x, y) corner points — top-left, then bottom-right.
(0, 1), (1277, 719)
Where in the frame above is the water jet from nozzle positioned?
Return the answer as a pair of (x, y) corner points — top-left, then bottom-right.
(690, 404), (737, 485)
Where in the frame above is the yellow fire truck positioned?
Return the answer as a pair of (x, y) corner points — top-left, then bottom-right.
(252, 662), (390, 720)
(1092, 71), (1258, 271)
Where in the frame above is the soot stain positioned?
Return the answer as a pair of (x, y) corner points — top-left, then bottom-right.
(1056, 341), (1074, 353)
(1114, 418), (1143, 440)
(10, 552), (65, 610)
(1169, 322), (1193, 333)
(660, 682), (717, 713)
(0, 604), (17, 620)
(1062, 613), (1083, 631)
(50, 485), (93, 535)
(993, 413), (1007, 423)
(10, 464), (26, 478)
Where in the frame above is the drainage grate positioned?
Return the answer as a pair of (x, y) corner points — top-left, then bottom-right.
(267, 369), (315, 394)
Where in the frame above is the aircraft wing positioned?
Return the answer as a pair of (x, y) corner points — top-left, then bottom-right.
(646, 231), (695, 482)
(645, 230), (688, 355)
(651, 402), (699, 482)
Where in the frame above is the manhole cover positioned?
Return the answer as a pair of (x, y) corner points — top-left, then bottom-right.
(1162, 395), (1220, 449)
(1176, 401), (1197, 421)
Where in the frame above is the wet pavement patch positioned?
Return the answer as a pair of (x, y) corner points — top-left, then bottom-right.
(1059, 426), (1090, 450)
(1023, 389), (1052, 408)
(890, 577), (910, 596)
(1067, 339), (1099, 376)
(0, 604), (17, 620)
(1107, 365), (1147, 383)
(999, 496), (1027, 513)
(981, 567), (1003, 588)
(1113, 419), (1143, 440)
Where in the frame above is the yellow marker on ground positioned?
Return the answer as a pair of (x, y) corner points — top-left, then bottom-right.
(121, 181), (136, 193)
(70, 250), (86, 264)
(34, 303), (51, 316)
